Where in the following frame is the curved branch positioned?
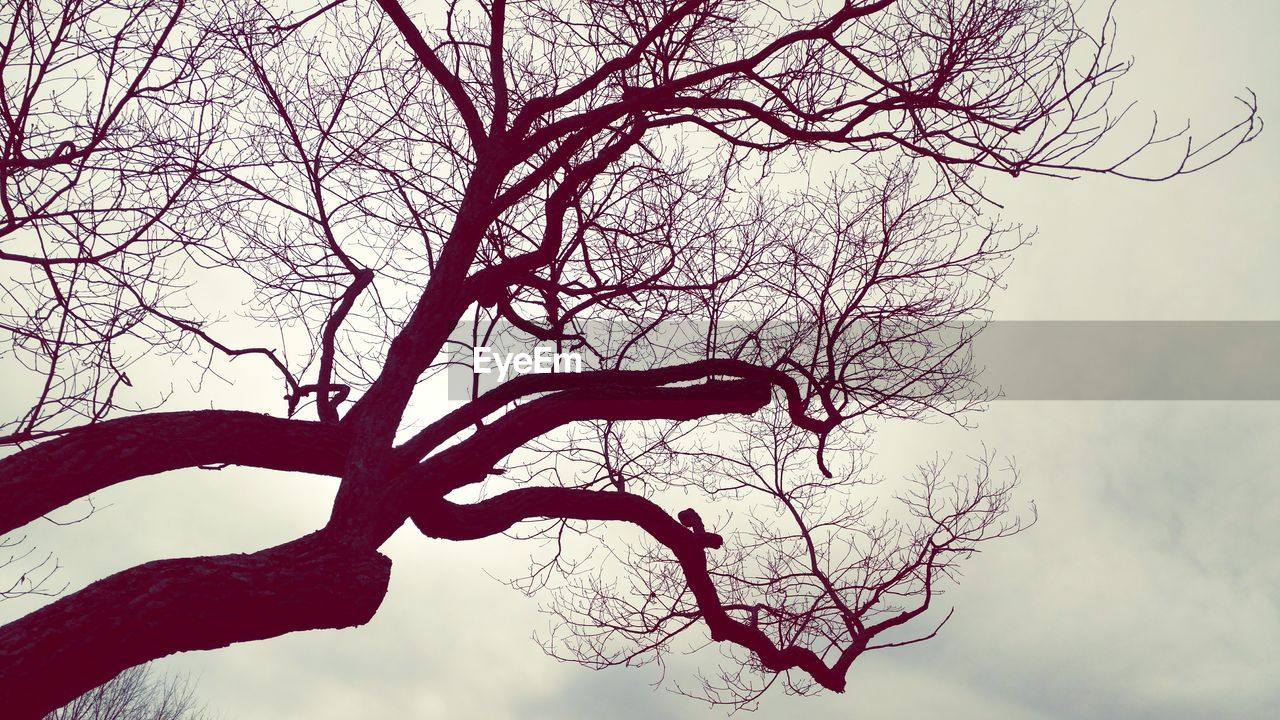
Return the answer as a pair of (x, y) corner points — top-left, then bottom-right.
(413, 486), (862, 692)
(398, 360), (830, 463)
(374, 0), (487, 145)
(0, 532), (391, 719)
(414, 378), (771, 500)
(0, 411), (349, 535)
(326, 378), (773, 542)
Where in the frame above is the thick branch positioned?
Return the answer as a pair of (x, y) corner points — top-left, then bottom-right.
(399, 360), (828, 462)
(0, 411), (349, 535)
(0, 532), (391, 719)
(374, 0), (487, 145)
(323, 378), (772, 546)
(416, 379), (772, 498)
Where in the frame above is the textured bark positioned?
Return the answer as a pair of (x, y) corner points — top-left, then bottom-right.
(0, 533), (390, 719)
(0, 411), (349, 535)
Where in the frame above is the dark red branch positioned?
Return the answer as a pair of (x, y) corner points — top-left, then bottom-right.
(398, 360), (829, 463)
(0, 411), (349, 535)
(0, 532), (391, 719)
(413, 379), (771, 499)
(413, 486), (863, 692)
(375, 0), (488, 145)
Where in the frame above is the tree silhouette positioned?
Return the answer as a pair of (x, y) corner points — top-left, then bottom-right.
(0, 0), (1259, 715)
(44, 664), (212, 720)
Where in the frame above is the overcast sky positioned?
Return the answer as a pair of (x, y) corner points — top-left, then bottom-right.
(3, 1), (1278, 718)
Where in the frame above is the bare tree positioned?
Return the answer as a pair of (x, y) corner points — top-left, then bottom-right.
(45, 663), (212, 720)
(1, 534), (62, 601)
(0, 0), (1260, 716)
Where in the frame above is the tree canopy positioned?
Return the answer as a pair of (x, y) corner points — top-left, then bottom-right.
(0, 0), (1258, 715)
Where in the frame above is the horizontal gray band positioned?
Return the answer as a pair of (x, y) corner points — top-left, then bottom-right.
(444, 321), (1280, 401)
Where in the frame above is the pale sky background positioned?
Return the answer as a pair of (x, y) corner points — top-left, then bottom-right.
(3, 1), (1279, 718)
